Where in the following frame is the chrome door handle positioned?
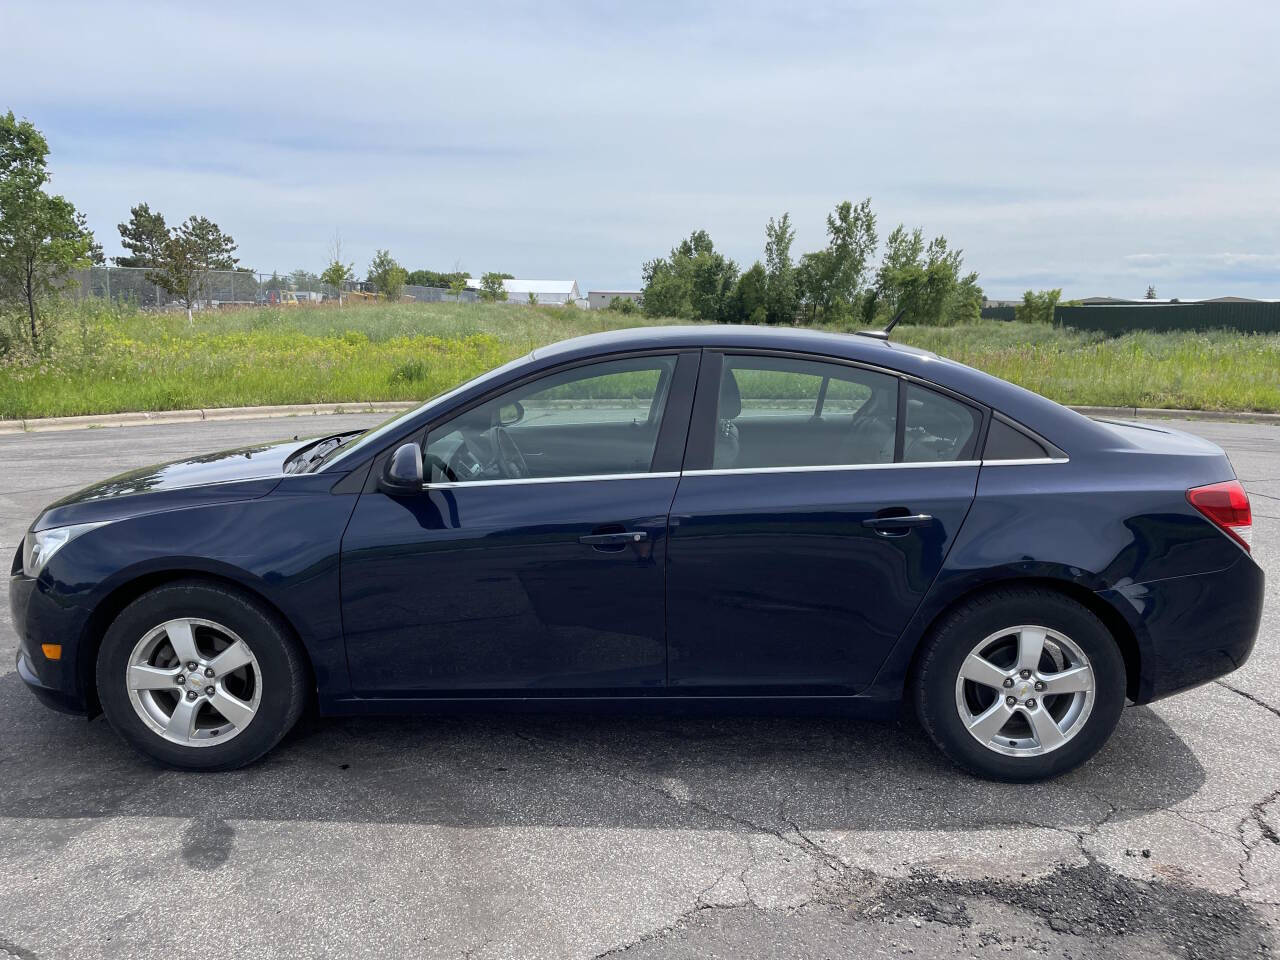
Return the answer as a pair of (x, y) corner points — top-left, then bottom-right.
(862, 514), (933, 531)
(579, 531), (649, 546)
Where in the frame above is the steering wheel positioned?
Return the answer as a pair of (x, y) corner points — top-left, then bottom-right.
(491, 426), (530, 479)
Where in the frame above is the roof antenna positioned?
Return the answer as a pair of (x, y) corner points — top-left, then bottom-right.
(856, 307), (906, 341)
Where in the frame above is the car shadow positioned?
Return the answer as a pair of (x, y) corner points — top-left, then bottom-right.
(0, 672), (1204, 835)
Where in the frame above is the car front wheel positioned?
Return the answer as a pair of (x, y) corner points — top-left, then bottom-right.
(97, 580), (307, 770)
(914, 587), (1127, 782)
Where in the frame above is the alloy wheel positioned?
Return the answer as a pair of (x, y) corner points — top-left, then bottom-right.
(953, 624), (1096, 757)
(125, 618), (262, 747)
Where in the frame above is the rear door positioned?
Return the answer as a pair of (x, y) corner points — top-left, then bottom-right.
(666, 351), (982, 694)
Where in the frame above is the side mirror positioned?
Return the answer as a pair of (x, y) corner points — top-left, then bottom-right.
(379, 442), (423, 495)
(498, 400), (525, 427)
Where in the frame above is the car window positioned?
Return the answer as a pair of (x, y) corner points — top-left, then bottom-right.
(425, 355), (677, 482)
(714, 356), (898, 469)
(984, 418), (1050, 460)
(902, 383), (981, 462)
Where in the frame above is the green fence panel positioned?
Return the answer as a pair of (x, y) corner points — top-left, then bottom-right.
(1055, 303), (1280, 334)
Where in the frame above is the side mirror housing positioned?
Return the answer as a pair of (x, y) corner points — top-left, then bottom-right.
(379, 442), (423, 495)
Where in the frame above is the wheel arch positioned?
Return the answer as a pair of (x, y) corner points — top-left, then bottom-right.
(77, 568), (316, 716)
(899, 576), (1144, 702)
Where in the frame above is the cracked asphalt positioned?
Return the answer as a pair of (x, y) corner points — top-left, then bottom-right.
(0, 413), (1276, 959)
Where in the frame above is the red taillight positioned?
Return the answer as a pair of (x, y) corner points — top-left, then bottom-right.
(1187, 480), (1252, 552)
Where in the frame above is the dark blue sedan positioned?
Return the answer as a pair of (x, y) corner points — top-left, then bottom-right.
(10, 326), (1264, 780)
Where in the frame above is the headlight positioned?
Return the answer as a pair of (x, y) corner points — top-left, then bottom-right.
(22, 522), (108, 578)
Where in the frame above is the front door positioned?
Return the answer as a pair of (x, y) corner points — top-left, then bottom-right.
(341, 351), (697, 697)
(667, 351), (981, 694)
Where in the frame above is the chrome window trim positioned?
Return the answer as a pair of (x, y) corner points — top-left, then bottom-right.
(424, 471), (680, 489)
(979, 457), (1070, 467)
(417, 456), (1068, 488)
(681, 460), (982, 478)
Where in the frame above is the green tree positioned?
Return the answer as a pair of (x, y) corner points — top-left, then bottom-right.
(149, 215), (240, 321)
(727, 261), (769, 324)
(114, 202), (167, 267)
(479, 272), (508, 302)
(763, 212), (797, 324)
(448, 275), (467, 299)
(368, 249), (407, 300)
(0, 111), (96, 348)
(527, 291), (538, 306)
(795, 199), (877, 323)
(870, 225), (980, 326)
(607, 295), (638, 315)
(1016, 288), (1062, 324)
(320, 260), (354, 304)
(1145, 285), (1158, 299)
(641, 229), (738, 322)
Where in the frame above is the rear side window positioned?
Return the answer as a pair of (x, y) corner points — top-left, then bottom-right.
(984, 419), (1050, 460)
(714, 356), (899, 468)
(902, 383), (981, 462)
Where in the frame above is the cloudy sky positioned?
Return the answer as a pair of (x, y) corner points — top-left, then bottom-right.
(4, 0), (1278, 299)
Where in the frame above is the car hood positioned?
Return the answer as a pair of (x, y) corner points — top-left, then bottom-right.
(34, 438), (309, 531)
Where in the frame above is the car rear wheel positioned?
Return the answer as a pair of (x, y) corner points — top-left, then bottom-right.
(913, 587), (1126, 782)
(97, 580), (307, 770)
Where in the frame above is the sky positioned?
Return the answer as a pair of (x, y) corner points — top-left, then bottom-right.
(3, 0), (1278, 300)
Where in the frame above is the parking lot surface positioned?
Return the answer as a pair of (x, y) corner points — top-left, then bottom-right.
(0, 413), (1276, 959)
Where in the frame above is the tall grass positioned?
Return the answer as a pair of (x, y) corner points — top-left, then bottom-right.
(0, 299), (1277, 419)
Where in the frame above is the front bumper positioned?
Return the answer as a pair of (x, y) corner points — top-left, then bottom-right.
(1101, 552), (1265, 703)
(9, 571), (92, 715)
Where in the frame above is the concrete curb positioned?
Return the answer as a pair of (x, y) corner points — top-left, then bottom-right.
(0, 401), (1278, 435)
(0, 401), (417, 435)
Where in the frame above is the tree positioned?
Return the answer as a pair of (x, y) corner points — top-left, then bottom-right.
(149, 215), (240, 321)
(319, 232), (353, 305)
(763, 212), (797, 324)
(479, 272), (508, 302)
(114, 202), (167, 267)
(368, 249), (407, 300)
(641, 229), (738, 322)
(448, 275), (467, 299)
(607, 295), (638, 314)
(727, 261), (769, 324)
(1015, 289), (1062, 324)
(1145, 285), (1158, 299)
(527, 291), (538, 306)
(0, 111), (96, 348)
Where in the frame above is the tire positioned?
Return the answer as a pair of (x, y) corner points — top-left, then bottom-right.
(96, 579), (308, 770)
(913, 587), (1126, 782)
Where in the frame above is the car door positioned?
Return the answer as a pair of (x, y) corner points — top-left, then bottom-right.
(340, 350), (698, 697)
(666, 350), (982, 695)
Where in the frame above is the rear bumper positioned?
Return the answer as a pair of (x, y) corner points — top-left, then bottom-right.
(1100, 552), (1265, 703)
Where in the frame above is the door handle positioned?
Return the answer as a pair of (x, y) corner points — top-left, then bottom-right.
(579, 531), (650, 546)
(862, 513), (933, 534)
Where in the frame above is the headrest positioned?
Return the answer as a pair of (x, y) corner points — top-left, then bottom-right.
(718, 369), (742, 420)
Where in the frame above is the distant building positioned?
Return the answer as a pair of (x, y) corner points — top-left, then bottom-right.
(588, 290), (644, 310)
(464, 278), (580, 305)
(1078, 295), (1280, 305)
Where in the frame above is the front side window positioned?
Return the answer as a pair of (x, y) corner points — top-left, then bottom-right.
(713, 356), (899, 469)
(425, 355), (677, 482)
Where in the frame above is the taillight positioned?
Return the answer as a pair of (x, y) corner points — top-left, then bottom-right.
(1187, 480), (1252, 552)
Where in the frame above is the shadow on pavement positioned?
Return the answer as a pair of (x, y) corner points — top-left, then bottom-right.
(0, 671), (1204, 834)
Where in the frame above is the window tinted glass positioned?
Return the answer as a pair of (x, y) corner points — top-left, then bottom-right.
(984, 419), (1049, 460)
(714, 356), (898, 468)
(425, 355), (677, 482)
(902, 383), (980, 462)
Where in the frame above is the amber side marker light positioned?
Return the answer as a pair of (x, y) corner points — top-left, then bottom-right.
(41, 643), (62, 660)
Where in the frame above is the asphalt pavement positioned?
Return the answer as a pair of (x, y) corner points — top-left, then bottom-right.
(0, 412), (1276, 960)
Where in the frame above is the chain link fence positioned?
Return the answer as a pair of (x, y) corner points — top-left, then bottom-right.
(69, 266), (478, 310)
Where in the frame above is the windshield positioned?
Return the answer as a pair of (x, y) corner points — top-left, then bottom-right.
(319, 352), (536, 471)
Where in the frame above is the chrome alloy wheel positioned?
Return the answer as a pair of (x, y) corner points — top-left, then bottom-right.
(125, 618), (262, 747)
(954, 624), (1096, 757)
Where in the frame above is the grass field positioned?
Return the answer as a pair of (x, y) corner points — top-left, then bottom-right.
(1, 299), (1278, 419)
